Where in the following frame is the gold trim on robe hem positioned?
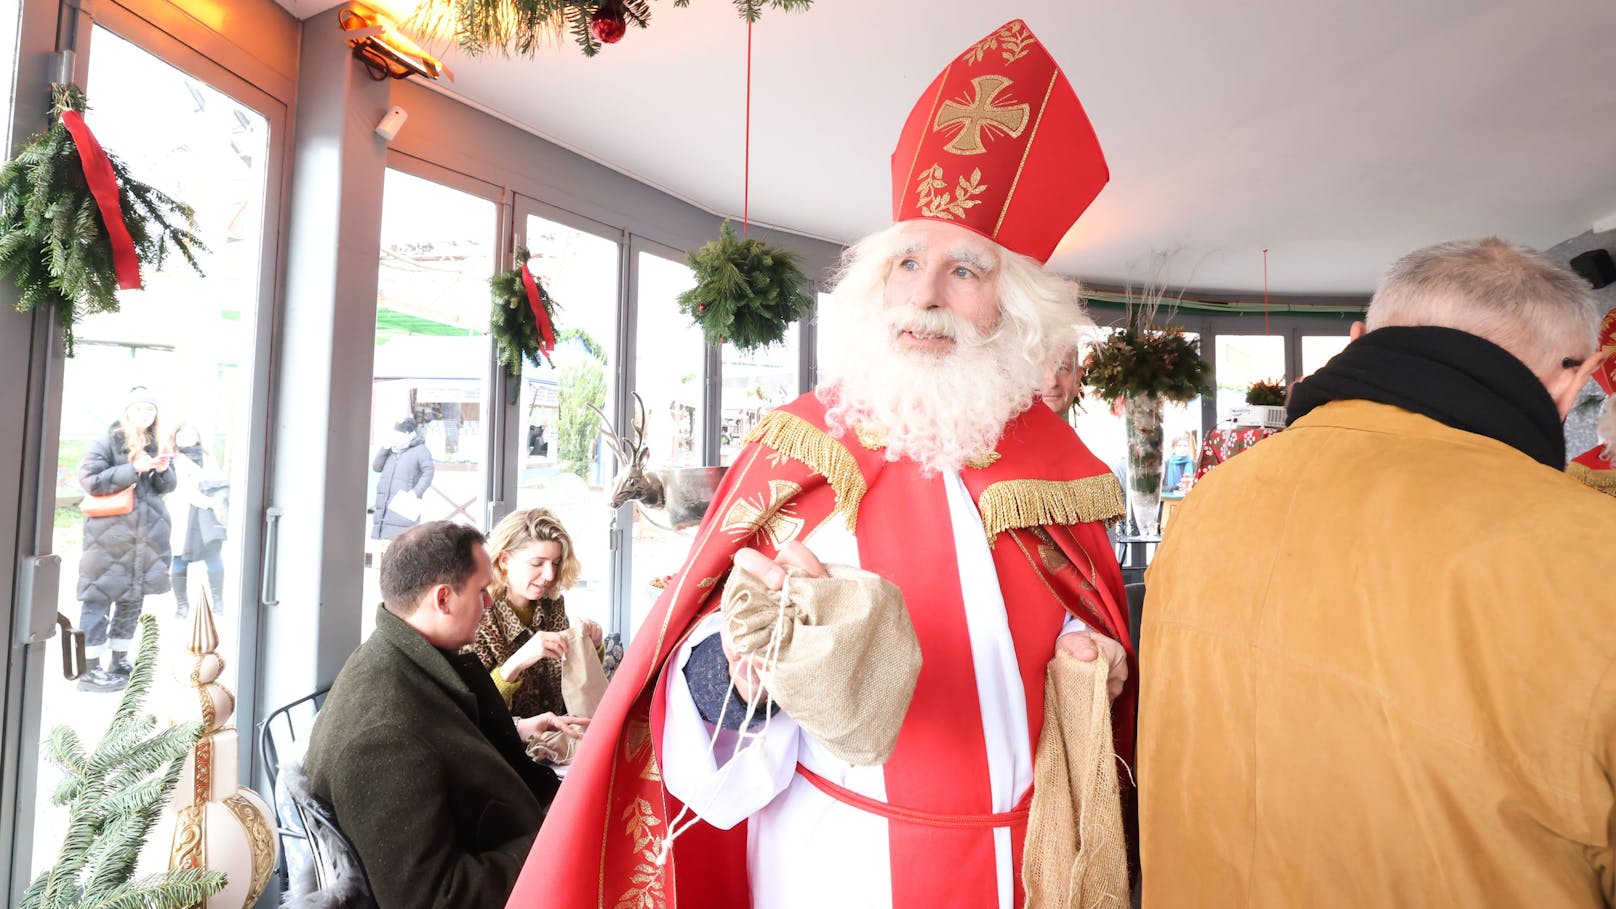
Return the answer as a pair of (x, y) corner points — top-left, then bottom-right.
(745, 410), (865, 531)
(977, 475), (1127, 542)
(1568, 461), (1616, 497)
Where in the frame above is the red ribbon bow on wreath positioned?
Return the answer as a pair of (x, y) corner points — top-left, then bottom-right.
(520, 261), (557, 358)
(59, 109), (141, 291)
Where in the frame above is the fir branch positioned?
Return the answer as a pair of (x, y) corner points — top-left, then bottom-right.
(79, 869), (229, 909)
(679, 221), (812, 351)
(21, 616), (221, 909)
(489, 246), (561, 389)
(0, 83), (207, 355)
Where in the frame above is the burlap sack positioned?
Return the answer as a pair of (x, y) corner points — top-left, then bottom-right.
(524, 625), (607, 765)
(1021, 650), (1130, 908)
(720, 563), (920, 766)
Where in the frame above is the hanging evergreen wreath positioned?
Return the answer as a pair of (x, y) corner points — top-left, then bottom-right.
(408, 0), (813, 58)
(0, 83), (206, 354)
(491, 246), (560, 384)
(678, 221), (812, 351)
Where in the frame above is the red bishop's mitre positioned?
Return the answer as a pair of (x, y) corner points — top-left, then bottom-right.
(1596, 307), (1615, 395)
(890, 19), (1108, 264)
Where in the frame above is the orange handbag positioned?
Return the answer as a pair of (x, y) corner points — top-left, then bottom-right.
(79, 486), (134, 518)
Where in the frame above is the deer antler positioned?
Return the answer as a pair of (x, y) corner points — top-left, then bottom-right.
(592, 395), (665, 510)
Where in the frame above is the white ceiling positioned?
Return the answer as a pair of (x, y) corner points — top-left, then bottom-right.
(280, 0), (1616, 296)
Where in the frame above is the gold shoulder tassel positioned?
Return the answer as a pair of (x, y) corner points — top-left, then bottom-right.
(1568, 462), (1616, 497)
(745, 411), (866, 531)
(977, 475), (1127, 542)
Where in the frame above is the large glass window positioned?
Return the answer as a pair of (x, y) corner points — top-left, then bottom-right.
(721, 327), (799, 465)
(31, 26), (271, 876)
(515, 214), (620, 632)
(364, 168), (495, 638)
(1214, 334), (1286, 421)
(628, 251), (702, 636)
(1302, 334), (1352, 378)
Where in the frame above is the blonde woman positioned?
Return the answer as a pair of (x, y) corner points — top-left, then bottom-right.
(467, 508), (600, 740)
(75, 386), (176, 692)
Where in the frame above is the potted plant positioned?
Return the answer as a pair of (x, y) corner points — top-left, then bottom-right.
(1243, 379), (1288, 427)
(1082, 287), (1212, 534)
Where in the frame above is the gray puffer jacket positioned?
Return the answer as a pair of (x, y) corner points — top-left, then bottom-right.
(371, 434), (434, 540)
(77, 428), (176, 603)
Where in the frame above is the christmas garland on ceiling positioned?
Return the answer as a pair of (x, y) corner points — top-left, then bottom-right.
(0, 84), (206, 354)
(491, 245), (560, 386)
(408, 0), (812, 58)
(678, 220), (813, 351)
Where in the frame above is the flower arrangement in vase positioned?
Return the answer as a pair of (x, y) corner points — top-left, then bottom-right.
(1082, 284), (1212, 534)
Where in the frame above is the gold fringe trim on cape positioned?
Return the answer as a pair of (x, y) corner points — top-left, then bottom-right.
(977, 475), (1127, 542)
(1568, 461), (1616, 497)
(745, 411), (865, 531)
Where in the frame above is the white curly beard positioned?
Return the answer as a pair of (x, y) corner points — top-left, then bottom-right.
(819, 304), (1042, 474)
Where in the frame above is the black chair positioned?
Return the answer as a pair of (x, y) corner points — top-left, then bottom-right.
(258, 688), (330, 886)
(1125, 582), (1147, 653)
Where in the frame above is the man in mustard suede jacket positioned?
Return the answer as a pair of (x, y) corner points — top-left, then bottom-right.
(306, 521), (560, 909)
(1140, 238), (1616, 906)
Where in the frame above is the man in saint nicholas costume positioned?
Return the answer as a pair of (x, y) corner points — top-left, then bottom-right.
(506, 19), (1132, 909)
(1568, 309), (1616, 497)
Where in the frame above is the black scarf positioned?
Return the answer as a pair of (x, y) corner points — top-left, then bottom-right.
(178, 444), (204, 466)
(1287, 325), (1565, 468)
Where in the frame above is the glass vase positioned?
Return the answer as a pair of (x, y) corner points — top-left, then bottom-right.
(1124, 396), (1166, 536)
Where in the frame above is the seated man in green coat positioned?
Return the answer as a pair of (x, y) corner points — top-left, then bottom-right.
(306, 520), (569, 909)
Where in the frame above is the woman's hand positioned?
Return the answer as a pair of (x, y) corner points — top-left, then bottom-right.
(132, 453), (170, 474)
(580, 619), (604, 647)
(502, 629), (568, 679)
(515, 712), (590, 741)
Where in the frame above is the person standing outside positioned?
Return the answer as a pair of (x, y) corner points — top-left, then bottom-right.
(372, 416), (434, 540)
(75, 386), (176, 692)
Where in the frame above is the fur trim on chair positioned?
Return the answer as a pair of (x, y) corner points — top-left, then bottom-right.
(278, 756), (376, 909)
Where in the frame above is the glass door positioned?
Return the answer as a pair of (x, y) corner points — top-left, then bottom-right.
(17, 21), (282, 886)
(361, 165), (497, 640)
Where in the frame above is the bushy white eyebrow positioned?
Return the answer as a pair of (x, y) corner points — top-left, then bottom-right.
(892, 240), (997, 272)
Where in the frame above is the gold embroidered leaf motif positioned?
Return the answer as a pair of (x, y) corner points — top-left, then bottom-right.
(966, 33), (996, 65)
(997, 21), (1034, 62)
(919, 166), (990, 221)
(697, 576), (719, 589)
(722, 479), (805, 548)
(615, 798), (668, 909)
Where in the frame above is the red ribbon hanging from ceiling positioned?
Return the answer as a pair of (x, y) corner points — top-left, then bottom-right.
(743, 18), (753, 237)
(520, 261), (557, 358)
(1262, 247), (1270, 335)
(59, 109), (141, 291)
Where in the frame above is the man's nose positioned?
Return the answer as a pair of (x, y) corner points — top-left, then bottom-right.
(905, 265), (945, 309)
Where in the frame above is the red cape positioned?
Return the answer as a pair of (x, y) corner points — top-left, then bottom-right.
(506, 394), (1133, 908)
(1569, 444), (1616, 497)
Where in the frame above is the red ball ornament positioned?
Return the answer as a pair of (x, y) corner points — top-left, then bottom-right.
(591, 4), (626, 44)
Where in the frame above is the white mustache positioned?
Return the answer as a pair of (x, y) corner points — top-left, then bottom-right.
(887, 308), (968, 341)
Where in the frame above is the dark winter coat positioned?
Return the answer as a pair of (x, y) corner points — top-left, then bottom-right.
(76, 427), (176, 603)
(371, 434), (434, 540)
(306, 606), (556, 909)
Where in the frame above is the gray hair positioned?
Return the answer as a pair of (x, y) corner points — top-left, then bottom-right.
(825, 222), (1090, 376)
(1366, 237), (1599, 377)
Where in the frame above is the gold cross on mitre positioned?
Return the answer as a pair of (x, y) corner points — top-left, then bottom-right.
(933, 74), (1030, 156)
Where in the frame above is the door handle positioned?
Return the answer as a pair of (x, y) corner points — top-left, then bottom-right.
(261, 505), (283, 607)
